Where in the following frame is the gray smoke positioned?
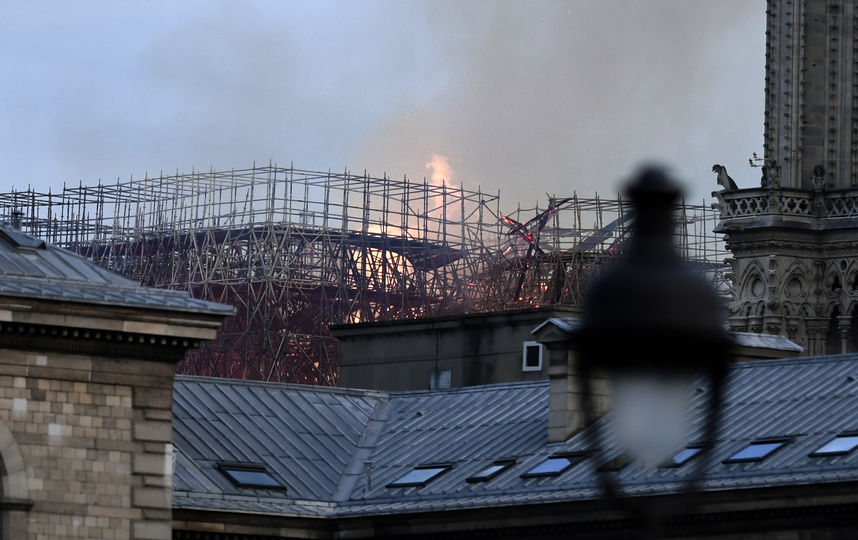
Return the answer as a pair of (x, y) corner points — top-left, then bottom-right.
(2, 1), (764, 206)
(346, 0), (766, 205)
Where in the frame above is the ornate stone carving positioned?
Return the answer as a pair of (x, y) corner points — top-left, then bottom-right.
(721, 0), (858, 354)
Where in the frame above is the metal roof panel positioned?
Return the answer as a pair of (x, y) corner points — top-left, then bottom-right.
(172, 354), (858, 517)
(0, 226), (233, 316)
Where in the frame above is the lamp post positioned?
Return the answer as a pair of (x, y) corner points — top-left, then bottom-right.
(571, 166), (732, 534)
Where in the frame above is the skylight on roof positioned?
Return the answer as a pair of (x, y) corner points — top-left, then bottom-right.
(663, 446), (702, 467)
(466, 460), (514, 483)
(217, 463), (283, 489)
(724, 440), (788, 463)
(810, 434), (858, 456)
(387, 465), (451, 488)
(521, 454), (582, 478)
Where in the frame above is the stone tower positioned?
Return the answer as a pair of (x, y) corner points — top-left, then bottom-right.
(718, 0), (858, 355)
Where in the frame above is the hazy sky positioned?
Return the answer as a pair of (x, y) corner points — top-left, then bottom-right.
(0, 0), (765, 207)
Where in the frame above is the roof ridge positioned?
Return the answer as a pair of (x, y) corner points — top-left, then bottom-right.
(389, 379), (549, 397)
(174, 374), (391, 398)
(3, 273), (151, 290)
(333, 399), (393, 501)
(11, 234), (139, 285)
(730, 353), (858, 369)
(0, 229), (232, 316)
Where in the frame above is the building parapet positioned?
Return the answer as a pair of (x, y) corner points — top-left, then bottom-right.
(714, 187), (858, 220)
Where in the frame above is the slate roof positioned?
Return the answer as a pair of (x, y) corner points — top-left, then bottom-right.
(0, 226), (233, 316)
(530, 316), (578, 334)
(532, 318), (802, 354)
(732, 331), (804, 352)
(172, 353), (858, 518)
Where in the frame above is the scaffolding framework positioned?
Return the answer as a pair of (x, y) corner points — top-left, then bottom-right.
(470, 193), (729, 310)
(1, 165), (728, 384)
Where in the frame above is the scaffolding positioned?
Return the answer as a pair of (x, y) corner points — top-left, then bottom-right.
(1, 165), (728, 384)
(469, 193), (729, 311)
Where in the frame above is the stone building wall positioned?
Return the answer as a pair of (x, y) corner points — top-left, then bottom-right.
(334, 307), (580, 391)
(0, 219), (229, 539)
(0, 293), (227, 540)
(0, 347), (175, 540)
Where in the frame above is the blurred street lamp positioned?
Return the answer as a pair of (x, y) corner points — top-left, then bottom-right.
(571, 166), (732, 531)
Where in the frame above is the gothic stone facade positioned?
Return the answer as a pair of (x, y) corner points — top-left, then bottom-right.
(718, 188), (858, 355)
(721, 0), (858, 354)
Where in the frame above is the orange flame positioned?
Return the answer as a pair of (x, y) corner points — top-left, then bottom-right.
(425, 154), (454, 187)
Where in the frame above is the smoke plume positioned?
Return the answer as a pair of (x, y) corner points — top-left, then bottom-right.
(2, 1), (764, 206)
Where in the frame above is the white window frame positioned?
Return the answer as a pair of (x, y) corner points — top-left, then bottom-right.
(521, 341), (543, 372)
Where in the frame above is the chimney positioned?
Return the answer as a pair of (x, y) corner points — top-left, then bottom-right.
(532, 318), (610, 443)
(10, 209), (23, 231)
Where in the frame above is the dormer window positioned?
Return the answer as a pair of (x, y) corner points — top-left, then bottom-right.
(466, 460), (515, 483)
(217, 462), (283, 489)
(387, 464), (452, 488)
(662, 446), (702, 467)
(521, 453), (584, 478)
(723, 439), (789, 464)
(810, 434), (858, 456)
(522, 341), (543, 371)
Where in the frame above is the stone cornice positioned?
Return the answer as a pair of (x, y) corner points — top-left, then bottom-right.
(0, 296), (225, 341)
(0, 319), (199, 363)
(726, 239), (858, 257)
